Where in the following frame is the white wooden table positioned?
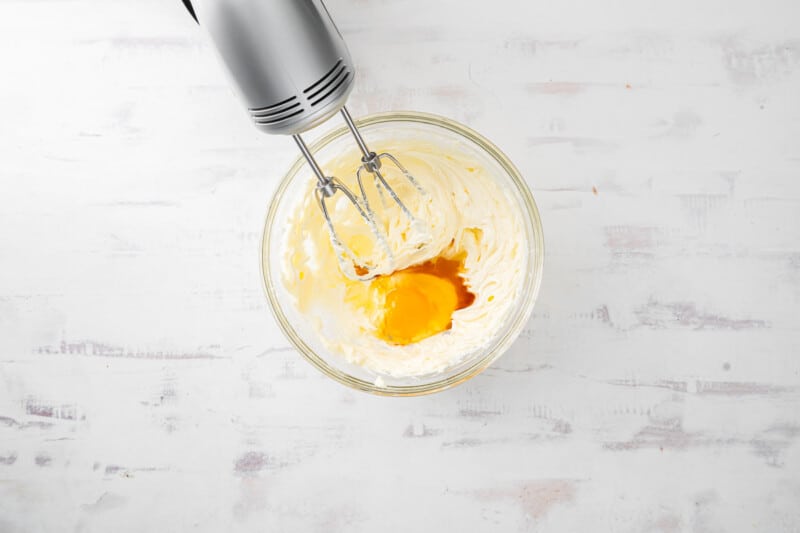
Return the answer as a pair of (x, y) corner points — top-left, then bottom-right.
(2, 0), (799, 531)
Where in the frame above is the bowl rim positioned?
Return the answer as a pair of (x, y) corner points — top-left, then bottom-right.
(260, 110), (544, 396)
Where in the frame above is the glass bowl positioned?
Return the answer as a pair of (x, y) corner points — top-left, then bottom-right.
(261, 111), (544, 396)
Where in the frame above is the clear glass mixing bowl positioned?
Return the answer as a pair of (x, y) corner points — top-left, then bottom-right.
(261, 111), (544, 395)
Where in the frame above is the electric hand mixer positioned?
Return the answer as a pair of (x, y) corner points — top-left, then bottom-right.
(181, 0), (430, 280)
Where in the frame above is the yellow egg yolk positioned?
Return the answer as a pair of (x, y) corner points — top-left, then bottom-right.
(369, 256), (475, 345)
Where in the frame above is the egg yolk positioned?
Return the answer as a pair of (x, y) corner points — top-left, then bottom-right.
(370, 256), (475, 345)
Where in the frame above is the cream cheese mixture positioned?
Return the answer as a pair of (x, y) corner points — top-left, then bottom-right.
(281, 136), (527, 377)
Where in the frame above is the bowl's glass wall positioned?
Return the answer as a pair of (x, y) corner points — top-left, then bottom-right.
(262, 112), (544, 395)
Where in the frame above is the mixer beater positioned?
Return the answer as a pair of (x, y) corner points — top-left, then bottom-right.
(182, 0), (430, 279)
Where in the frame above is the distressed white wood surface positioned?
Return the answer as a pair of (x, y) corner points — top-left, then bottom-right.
(2, 0), (800, 531)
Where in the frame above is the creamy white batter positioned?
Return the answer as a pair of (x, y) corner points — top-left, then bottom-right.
(281, 136), (527, 377)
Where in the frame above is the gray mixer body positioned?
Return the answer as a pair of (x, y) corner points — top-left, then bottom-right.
(186, 0), (355, 135)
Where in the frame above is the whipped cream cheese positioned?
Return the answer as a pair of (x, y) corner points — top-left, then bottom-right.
(281, 135), (527, 377)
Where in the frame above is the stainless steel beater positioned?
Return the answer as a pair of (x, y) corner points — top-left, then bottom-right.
(181, 0), (429, 279)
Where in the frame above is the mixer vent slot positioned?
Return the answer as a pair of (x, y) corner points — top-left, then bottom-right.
(303, 59), (342, 94)
(304, 59), (350, 107)
(249, 95), (305, 125)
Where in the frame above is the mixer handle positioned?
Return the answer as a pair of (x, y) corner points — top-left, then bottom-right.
(181, 0), (198, 23)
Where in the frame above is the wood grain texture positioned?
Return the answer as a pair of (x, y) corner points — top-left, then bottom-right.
(1, 0), (799, 531)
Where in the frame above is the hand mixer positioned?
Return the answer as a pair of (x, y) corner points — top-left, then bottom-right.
(181, 0), (430, 280)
